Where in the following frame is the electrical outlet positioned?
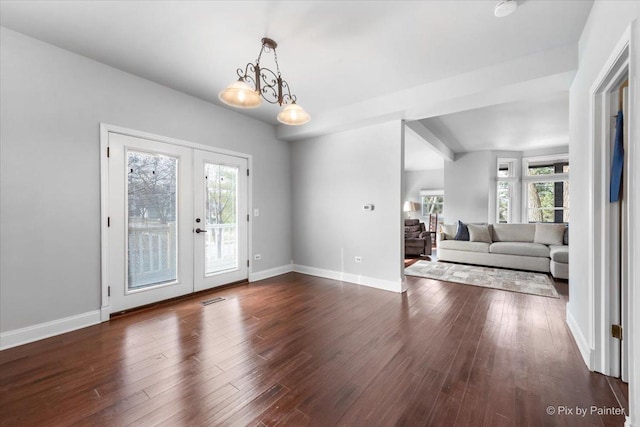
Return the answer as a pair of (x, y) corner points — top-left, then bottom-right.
(254, 254), (262, 260)
(355, 256), (362, 263)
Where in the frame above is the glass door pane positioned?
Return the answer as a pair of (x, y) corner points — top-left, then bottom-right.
(193, 150), (247, 292)
(204, 163), (238, 275)
(127, 151), (178, 290)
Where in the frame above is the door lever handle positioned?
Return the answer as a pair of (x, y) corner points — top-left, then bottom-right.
(195, 228), (207, 234)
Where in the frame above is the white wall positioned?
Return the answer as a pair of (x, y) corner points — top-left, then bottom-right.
(0, 28), (292, 334)
(404, 168), (444, 219)
(444, 151), (492, 223)
(290, 121), (404, 292)
(568, 1), (640, 425)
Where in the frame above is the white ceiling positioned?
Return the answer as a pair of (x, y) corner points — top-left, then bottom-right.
(0, 0), (593, 129)
(420, 92), (570, 153)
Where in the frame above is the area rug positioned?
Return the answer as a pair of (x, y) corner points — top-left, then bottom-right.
(404, 256), (430, 267)
(405, 261), (559, 298)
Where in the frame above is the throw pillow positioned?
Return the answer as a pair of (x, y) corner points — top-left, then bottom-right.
(454, 220), (469, 241)
(563, 225), (569, 245)
(468, 224), (492, 243)
(534, 223), (566, 246)
(440, 224), (457, 240)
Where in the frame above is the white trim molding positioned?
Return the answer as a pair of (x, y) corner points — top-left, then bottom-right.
(587, 26), (631, 377)
(249, 264), (294, 282)
(0, 310), (101, 351)
(566, 304), (594, 369)
(292, 264), (403, 293)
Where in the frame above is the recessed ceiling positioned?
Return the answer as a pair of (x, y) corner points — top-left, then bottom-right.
(420, 92), (570, 153)
(0, 1), (593, 127)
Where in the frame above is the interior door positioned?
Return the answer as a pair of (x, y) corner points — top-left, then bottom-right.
(108, 133), (194, 312)
(193, 150), (248, 291)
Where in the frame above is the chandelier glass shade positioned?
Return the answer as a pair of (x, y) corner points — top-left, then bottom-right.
(277, 102), (311, 125)
(218, 38), (310, 125)
(218, 80), (262, 108)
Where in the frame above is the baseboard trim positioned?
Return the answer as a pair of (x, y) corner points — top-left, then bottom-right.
(249, 264), (294, 282)
(292, 264), (402, 293)
(0, 310), (102, 351)
(566, 303), (594, 369)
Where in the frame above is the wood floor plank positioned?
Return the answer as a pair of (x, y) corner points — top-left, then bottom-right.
(0, 272), (627, 426)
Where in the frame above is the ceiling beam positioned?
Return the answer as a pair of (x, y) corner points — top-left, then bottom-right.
(276, 43), (578, 142)
(405, 121), (454, 162)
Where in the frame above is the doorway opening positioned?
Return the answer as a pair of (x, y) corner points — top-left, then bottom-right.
(590, 36), (631, 383)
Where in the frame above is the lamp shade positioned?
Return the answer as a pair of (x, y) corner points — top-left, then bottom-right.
(277, 102), (311, 125)
(218, 80), (262, 108)
(403, 201), (420, 212)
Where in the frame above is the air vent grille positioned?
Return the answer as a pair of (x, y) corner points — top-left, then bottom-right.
(201, 297), (225, 306)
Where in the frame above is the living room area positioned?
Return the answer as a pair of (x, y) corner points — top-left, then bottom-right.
(1, 1), (639, 425)
(402, 94), (572, 289)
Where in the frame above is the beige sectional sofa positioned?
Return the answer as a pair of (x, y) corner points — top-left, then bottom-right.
(436, 223), (569, 279)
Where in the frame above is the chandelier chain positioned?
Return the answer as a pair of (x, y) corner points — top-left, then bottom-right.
(273, 49), (282, 77)
(256, 42), (282, 78)
(256, 44), (265, 65)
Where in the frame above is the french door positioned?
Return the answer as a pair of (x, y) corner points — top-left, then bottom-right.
(106, 132), (248, 313)
(193, 150), (248, 291)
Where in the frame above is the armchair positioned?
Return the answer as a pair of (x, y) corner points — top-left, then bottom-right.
(404, 219), (432, 256)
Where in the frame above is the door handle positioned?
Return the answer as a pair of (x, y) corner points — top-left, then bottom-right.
(195, 228), (207, 234)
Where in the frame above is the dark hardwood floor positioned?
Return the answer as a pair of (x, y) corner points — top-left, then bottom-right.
(0, 272), (627, 426)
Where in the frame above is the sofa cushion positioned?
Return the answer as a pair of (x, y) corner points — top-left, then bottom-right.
(489, 242), (550, 258)
(440, 224), (457, 240)
(438, 240), (490, 253)
(454, 220), (470, 241)
(534, 223), (566, 246)
(406, 231), (421, 238)
(549, 245), (569, 263)
(468, 224), (492, 243)
(491, 224), (536, 242)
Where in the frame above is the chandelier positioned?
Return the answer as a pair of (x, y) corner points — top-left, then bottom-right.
(218, 38), (311, 126)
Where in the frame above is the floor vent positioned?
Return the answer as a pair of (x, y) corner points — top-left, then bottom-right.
(201, 297), (225, 306)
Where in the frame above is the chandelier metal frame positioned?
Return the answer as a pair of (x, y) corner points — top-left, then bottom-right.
(236, 37), (297, 107)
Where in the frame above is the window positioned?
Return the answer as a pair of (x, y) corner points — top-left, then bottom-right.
(497, 181), (511, 223)
(420, 189), (444, 217)
(496, 158), (517, 223)
(522, 155), (569, 223)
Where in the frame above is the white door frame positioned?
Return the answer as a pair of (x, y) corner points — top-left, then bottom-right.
(99, 123), (253, 321)
(586, 25), (635, 380)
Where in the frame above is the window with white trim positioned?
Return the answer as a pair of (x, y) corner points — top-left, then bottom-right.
(496, 158), (517, 223)
(420, 189), (444, 217)
(522, 155), (569, 223)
